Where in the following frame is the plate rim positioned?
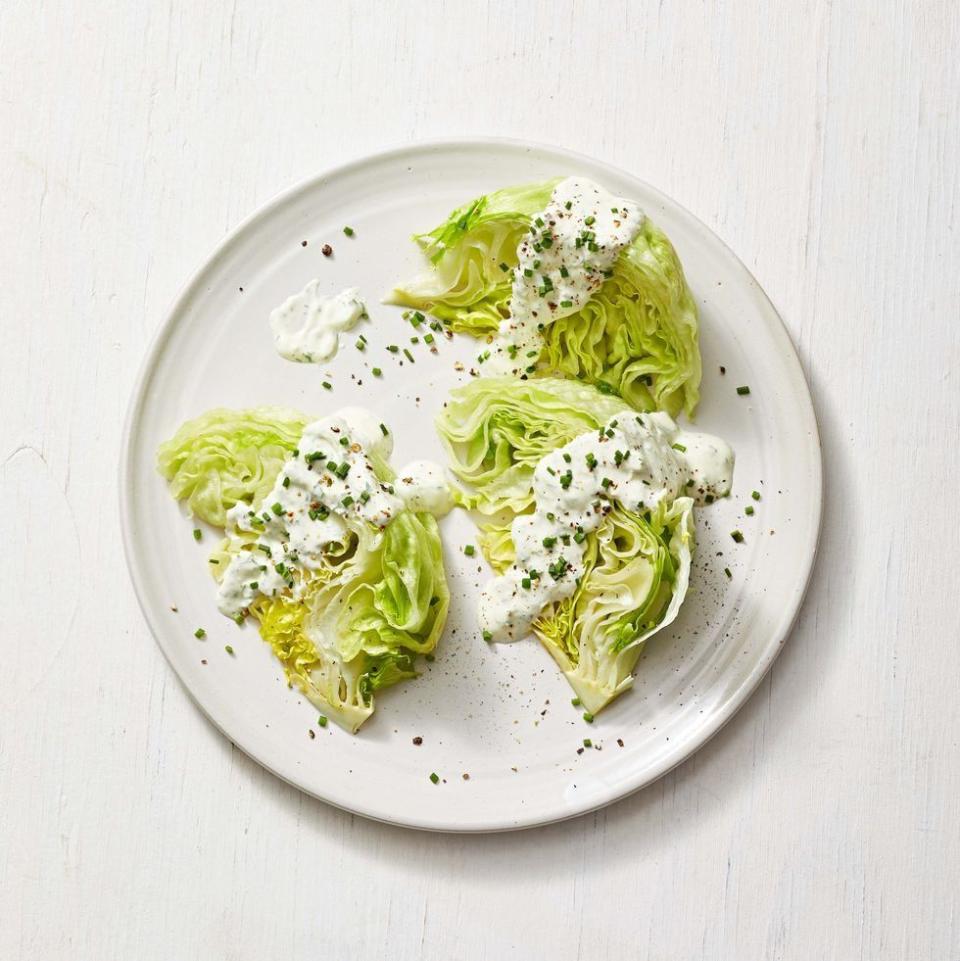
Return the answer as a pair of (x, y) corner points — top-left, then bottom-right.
(119, 136), (824, 832)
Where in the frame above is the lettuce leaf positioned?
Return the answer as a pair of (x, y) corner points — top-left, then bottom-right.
(157, 407), (309, 526)
(534, 499), (694, 714)
(388, 180), (701, 415)
(384, 180), (557, 334)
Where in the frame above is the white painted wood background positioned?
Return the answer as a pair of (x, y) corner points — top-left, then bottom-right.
(2, 1), (958, 958)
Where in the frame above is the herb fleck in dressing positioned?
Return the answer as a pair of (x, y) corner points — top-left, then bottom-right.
(486, 177), (645, 373)
(270, 282), (367, 363)
(477, 412), (734, 642)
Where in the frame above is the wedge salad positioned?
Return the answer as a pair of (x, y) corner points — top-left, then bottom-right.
(156, 173), (735, 732)
(158, 407), (450, 732)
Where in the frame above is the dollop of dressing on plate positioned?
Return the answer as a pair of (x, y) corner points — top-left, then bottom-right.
(486, 177), (644, 373)
(395, 460), (455, 517)
(477, 412), (734, 642)
(270, 282), (367, 363)
(216, 407), (399, 618)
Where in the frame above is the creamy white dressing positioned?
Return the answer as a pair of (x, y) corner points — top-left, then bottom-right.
(486, 177), (645, 374)
(477, 412), (734, 642)
(216, 409), (401, 618)
(395, 460), (455, 517)
(270, 282), (367, 363)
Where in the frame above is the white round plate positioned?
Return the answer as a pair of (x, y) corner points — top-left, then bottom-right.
(122, 139), (822, 832)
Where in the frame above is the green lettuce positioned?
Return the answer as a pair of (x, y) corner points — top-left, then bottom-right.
(156, 407), (309, 526)
(385, 180), (557, 334)
(387, 180), (701, 416)
(159, 408), (449, 733)
(534, 499), (694, 713)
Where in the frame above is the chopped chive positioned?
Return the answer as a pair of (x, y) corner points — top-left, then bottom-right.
(372, 367), (382, 377)
(271, 502), (283, 516)
(429, 772), (440, 784)
(410, 336), (419, 344)
(322, 381), (332, 390)
(672, 443), (687, 452)
(463, 544), (476, 556)
(482, 629), (493, 642)
(752, 490), (761, 501)
(355, 339), (365, 351)
(584, 215), (596, 226)
(583, 738), (592, 748)
(317, 715), (328, 728)
(498, 261), (509, 272)
(339, 437), (349, 446)
(736, 385), (751, 396)
(564, 200), (572, 210)
(559, 266), (569, 278)
(194, 627), (205, 639)
(359, 491), (370, 504)
(573, 529), (586, 544)
(730, 530), (745, 543)
(335, 462), (350, 479)
(343, 226), (354, 236)
(325, 460), (337, 472)
(423, 333), (435, 345)
(724, 567), (732, 578)
(521, 577), (532, 590)
(249, 581), (258, 591)
(563, 452), (572, 463)
(341, 495), (354, 507)
(412, 311), (425, 324)
(282, 476), (291, 488)
(523, 268), (533, 278)
(560, 299), (573, 308)
(192, 528), (202, 541)
(386, 344), (399, 353)
(403, 348), (415, 363)
(224, 644), (235, 655)
(583, 712), (595, 724)
(571, 697), (581, 706)
(542, 536), (557, 548)
(745, 505), (755, 515)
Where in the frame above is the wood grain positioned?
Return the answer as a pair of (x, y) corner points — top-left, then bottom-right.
(1, 1), (957, 958)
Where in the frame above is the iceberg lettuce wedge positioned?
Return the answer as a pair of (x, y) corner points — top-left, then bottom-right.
(389, 180), (701, 416)
(159, 408), (449, 732)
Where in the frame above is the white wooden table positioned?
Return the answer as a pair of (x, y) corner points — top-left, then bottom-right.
(3, 2), (958, 958)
